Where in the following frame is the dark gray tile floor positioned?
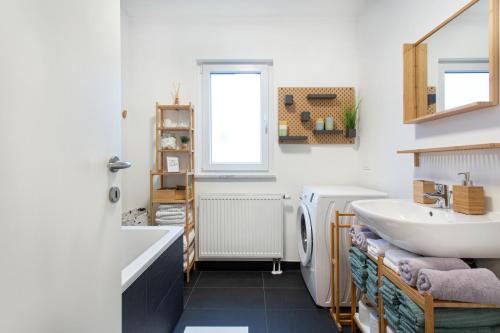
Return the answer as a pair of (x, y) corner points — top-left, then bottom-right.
(174, 270), (341, 333)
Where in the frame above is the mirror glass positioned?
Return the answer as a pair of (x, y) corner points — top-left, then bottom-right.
(422, 0), (490, 114)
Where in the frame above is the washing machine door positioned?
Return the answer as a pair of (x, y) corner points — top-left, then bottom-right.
(297, 202), (313, 266)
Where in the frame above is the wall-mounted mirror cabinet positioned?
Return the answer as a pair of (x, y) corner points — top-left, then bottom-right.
(403, 0), (499, 124)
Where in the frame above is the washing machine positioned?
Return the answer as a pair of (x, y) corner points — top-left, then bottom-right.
(297, 185), (387, 307)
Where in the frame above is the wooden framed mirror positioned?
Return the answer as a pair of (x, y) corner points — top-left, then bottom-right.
(403, 0), (499, 124)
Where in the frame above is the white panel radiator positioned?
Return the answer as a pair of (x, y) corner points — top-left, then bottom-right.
(198, 194), (284, 259)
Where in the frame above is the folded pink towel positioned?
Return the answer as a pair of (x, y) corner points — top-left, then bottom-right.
(417, 268), (500, 305)
(399, 257), (470, 287)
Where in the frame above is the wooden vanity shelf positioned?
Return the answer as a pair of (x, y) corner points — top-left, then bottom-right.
(397, 143), (500, 167)
(330, 211), (500, 333)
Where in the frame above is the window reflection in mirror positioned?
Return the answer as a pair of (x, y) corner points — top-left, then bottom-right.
(424, 0), (489, 113)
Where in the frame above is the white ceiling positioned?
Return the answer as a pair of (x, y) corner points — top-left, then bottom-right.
(121, 0), (367, 20)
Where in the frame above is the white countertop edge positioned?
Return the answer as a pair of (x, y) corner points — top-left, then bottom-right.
(121, 226), (184, 293)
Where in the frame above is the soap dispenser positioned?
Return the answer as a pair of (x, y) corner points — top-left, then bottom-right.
(452, 172), (485, 215)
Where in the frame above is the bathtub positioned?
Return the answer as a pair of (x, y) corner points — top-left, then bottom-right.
(121, 225), (184, 333)
(121, 225), (184, 292)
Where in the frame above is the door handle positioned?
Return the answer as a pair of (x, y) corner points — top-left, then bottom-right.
(108, 156), (132, 172)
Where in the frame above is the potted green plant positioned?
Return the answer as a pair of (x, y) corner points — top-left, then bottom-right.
(343, 100), (360, 138)
(180, 135), (190, 150)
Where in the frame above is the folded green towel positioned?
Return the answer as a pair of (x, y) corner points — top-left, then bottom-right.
(398, 289), (500, 330)
(350, 255), (367, 270)
(349, 247), (367, 263)
(381, 286), (399, 305)
(366, 259), (377, 271)
(434, 326), (500, 333)
(384, 305), (400, 329)
(352, 274), (367, 292)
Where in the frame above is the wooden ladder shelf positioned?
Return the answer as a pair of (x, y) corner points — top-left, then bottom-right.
(149, 102), (196, 282)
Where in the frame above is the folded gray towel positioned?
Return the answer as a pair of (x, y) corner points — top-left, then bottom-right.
(417, 268), (500, 305)
(399, 257), (470, 287)
(355, 231), (380, 251)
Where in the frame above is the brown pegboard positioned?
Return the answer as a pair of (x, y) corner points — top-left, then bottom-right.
(278, 87), (355, 144)
(427, 86), (436, 115)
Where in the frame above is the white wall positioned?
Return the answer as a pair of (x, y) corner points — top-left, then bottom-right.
(357, 0), (500, 275)
(121, 0), (364, 261)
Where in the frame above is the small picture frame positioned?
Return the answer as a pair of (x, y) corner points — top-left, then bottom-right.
(166, 156), (180, 173)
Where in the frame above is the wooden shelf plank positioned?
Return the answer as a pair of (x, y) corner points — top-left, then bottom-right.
(157, 104), (193, 111)
(151, 197), (194, 204)
(404, 102), (495, 124)
(157, 127), (193, 131)
(151, 170), (194, 176)
(158, 149), (193, 153)
(397, 143), (500, 154)
(398, 143), (500, 168)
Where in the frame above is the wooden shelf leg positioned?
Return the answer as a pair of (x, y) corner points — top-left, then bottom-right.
(414, 152), (420, 167)
(424, 293), (435, 333)
(351, 281), (357, 333)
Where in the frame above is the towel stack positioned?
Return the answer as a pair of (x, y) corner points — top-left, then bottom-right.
(156, 204), (192, 225)
(397, 288), (500, 333)
(349, 247), (368, 292)
(366, 258), (378, 306)
(380, 277), (400, 330)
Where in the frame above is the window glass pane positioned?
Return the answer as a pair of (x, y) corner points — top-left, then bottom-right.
(444, 72), (489, 109)
(210, 73), (261, 164)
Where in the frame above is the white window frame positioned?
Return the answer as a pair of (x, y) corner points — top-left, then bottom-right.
(199, 62), (273, 175)
(437, 58), (489, 112)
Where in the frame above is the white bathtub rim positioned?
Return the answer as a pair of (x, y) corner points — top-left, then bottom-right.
(121, 225), (184, 293)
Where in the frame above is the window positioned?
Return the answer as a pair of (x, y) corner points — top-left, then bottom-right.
(438, 58), (489, 111)
(200, 63), (271, 173)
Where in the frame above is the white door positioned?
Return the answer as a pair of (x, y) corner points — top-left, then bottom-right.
(0, 1), (122, 332)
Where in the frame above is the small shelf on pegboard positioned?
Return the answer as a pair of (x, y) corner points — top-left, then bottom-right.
(307, 93), (337, 100)
(279, 136), (308, 143)
(313, 129), (344, 135)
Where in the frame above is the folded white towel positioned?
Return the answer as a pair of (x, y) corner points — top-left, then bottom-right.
(156, 210), (186, 216)
(383, 257), (399, 273)
(183, 230), (195, 252)
(384, 248), (420, 266)
(183, 249), (195, 271)
(367, 238), (395, 257)
(156, 219), (185, 225)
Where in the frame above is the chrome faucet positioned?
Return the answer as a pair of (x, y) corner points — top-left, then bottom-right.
(424, 183), (451, 209)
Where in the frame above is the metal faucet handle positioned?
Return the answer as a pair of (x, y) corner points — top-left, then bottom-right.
(435, 183), (448, 193)
(458, 172), (472, 186)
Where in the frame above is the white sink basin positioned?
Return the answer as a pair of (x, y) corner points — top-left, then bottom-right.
(351, 199), (500, 258)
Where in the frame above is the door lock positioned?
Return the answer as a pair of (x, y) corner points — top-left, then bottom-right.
(109, 186), (121, 203)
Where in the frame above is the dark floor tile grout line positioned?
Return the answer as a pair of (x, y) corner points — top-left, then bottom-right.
(262, 272), (270, 333)
(184, 271), (201, 308)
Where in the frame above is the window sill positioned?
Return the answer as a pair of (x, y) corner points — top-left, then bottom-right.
(195, 173), (276, 180)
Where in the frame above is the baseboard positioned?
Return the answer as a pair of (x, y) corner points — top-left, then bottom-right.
(195, 261), (300, 271)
